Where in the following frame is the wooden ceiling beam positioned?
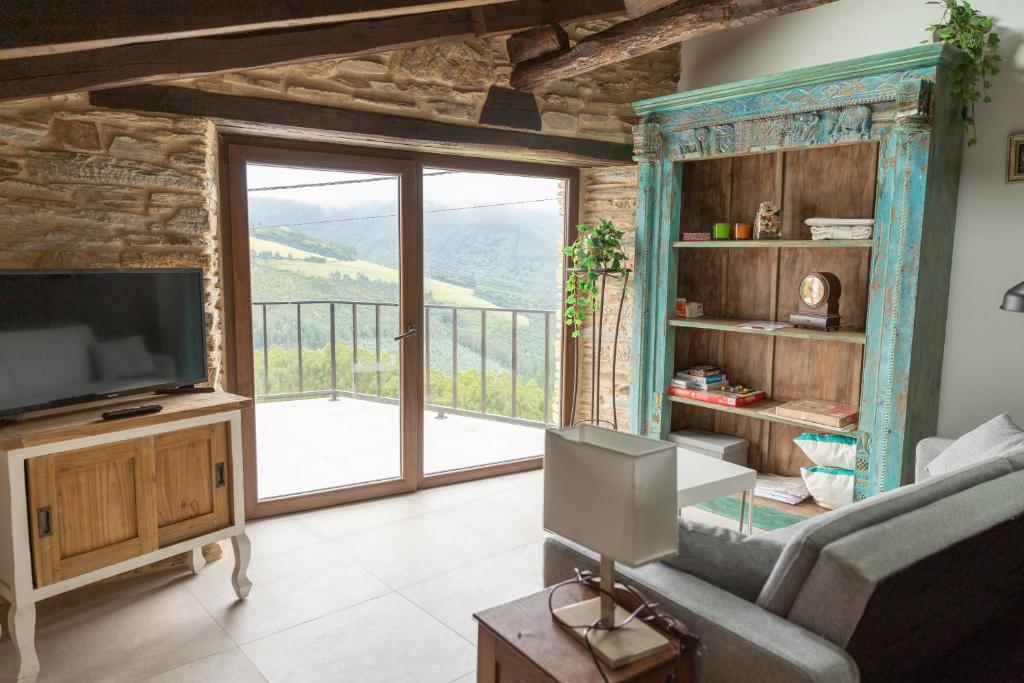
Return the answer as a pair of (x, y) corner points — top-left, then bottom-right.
(0, 1), (514, 59)
(89, 85), (633, 166)
(510, 0), (837, 90)
(0, 0), (625, 103)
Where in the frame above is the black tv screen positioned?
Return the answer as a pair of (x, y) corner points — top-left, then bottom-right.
(0, 269), (207, 417)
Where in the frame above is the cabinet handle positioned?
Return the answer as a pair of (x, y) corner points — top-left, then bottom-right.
(215, 462), (226, 488)
(38, 507), (53, 538)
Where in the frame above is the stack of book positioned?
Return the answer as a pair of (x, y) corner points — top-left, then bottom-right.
(775, 399), (859, 429)
(672, 365), (725, 391)
(668, 366), (766, 408)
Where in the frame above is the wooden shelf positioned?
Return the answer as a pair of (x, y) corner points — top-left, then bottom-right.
(666, 394), (859, 436)
(672, 239), (872, 249)
(669, 317), (866, 345)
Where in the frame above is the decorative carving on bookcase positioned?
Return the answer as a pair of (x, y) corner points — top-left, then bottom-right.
(631, 121), (662, 162)
(669, 105), (875, 160)
(894, 78), (935, 128)
(657, 67), (934, 130)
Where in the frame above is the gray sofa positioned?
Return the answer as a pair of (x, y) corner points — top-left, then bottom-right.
(543, 438), (1024, 682)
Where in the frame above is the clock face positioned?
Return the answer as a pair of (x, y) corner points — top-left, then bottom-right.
(799, 274), (827, 307)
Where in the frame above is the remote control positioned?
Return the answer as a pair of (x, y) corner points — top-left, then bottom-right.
(102, 404), (163, 420)
(155, 386), (216, 395)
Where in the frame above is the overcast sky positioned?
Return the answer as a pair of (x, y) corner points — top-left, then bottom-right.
(246, 164), (564, 211)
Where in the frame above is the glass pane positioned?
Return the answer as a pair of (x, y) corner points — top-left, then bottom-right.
(422, 168), (564, 475)
(246, 163), (402, 500)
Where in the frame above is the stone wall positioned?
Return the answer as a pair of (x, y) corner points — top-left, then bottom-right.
(0, 94), (225, 385)
(572, 166), (638, 431)
(175, 20), (679, 144)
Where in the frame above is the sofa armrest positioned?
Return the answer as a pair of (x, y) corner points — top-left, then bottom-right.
(544, 537), (858, 683)
(915, 437), (955, 482)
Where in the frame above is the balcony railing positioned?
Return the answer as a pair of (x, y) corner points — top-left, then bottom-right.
(252, 300), (558, 428)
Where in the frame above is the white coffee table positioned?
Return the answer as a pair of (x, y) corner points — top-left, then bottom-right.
(676, 448), (758, 534)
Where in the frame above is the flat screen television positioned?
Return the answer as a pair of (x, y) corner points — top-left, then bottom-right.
(0, 269), (207, 417)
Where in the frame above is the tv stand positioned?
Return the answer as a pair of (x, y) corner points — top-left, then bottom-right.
(0, 391), (254, 682)
(155, 385), (216, 395)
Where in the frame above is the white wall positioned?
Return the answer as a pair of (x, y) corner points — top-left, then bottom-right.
(676, 0), (1024, 437)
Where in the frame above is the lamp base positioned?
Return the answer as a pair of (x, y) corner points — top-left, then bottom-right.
(552, 597), (671, 668)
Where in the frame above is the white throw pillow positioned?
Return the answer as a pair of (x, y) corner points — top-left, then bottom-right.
(925, 413), (1024, 477)
(800, 466), (855, 510)
(793, 433), (857, 470)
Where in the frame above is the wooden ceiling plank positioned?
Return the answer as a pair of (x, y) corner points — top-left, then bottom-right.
(88, 85), (633, 166)
(0, 13), (475, 102)
(0, 1), (514, 59)
(510, 0), (837, 90)
(0, 0), (626, 103)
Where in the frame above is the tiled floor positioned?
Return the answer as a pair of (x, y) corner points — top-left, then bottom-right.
(0, 470), (740, 683)
(256, 398), (546, 499)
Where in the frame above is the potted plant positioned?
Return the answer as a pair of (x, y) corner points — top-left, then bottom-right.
(563, 218), (629, 338)
(927, 0), (1001, 146)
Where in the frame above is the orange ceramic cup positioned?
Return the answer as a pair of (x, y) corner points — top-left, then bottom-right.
(734, 223), (753, 240)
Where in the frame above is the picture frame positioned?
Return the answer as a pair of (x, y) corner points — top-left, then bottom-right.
(1009, 133), (1024, 183)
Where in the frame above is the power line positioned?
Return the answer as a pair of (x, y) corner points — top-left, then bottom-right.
(248, 170), (458, 192)
(252, 196), (561, 230)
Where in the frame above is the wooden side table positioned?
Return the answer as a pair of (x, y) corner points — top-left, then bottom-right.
(475, 583), (694, 682)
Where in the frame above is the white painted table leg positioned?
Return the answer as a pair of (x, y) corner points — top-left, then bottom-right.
(231, 533), (253, 599)
(9, 602), (40, 682)
(737, 491), (748, 533)
(187, 547), (207, 575)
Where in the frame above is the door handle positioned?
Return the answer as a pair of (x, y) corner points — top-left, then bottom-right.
(393, 324), (417, 341)
(38, 507), (53, 538)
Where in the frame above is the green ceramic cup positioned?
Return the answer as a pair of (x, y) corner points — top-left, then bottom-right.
(712, 222), (731, 240)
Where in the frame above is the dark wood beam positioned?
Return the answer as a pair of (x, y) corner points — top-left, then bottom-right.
(510, 0), (837, 90)
(89, 85), (632, 166)
(506, 24), (570, 64)
(0, 1), (513, 59)
(0, 0), (625, 103)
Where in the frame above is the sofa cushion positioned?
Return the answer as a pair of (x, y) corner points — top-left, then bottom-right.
(787, 469), (1024, 653)
(662, 518), (788, 601)
(925, 413), (1024, 477)
(756, 456), (1014, 616)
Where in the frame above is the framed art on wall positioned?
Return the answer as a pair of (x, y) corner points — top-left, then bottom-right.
(1009, 133), (1024, 183)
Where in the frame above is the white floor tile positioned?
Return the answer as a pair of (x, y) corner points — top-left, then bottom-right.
(401, 550), (545, 644)
(0, 574), (234, 683)
(244, 515), (322, 560)
(329, 513), (508, 589)
(141, 648), (267, 683)
(184, 541), (390, 644)
(437, 484), (546, 549)
(241, 593), (475, 683)
(293, 494), (431, 541)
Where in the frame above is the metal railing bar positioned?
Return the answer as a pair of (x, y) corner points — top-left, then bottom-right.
(511, 310), (518, 419)
(351, 303), (358, 394)
(296, 303), (303, 394)
(425, 310), (431, 401)
(480, 309), (486, 415)
(329, 303), (337, 401)
(375, 303), (382, 397)
(451, 306), (458, 409)
(544, 311), (551, 425)
(261, 303), (269, 396)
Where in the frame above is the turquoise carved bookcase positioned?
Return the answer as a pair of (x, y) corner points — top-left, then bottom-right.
(629, 44), (963, 509)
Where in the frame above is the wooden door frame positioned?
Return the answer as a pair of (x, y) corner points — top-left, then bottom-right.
(219, 134), (579, 517)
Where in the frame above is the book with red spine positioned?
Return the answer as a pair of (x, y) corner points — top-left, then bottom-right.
(668, 385), (766, 407)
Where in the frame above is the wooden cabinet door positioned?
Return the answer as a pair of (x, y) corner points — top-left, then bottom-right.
(152, 423), (231, 547)
(27, 439), (157, 587)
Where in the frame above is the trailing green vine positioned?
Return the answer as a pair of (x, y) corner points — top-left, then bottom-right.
(927, 0), (1001, 146)
(563, 218), (629, 338)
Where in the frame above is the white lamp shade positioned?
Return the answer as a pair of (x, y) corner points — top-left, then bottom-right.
(544, 425), (678, 567)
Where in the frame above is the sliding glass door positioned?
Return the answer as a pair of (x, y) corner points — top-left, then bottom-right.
(420, 168), (566, 479)
(224, 141), (575, 516)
